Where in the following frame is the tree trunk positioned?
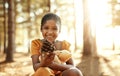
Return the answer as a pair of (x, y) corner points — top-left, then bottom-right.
(6, 0), (15, 62)
(48, 0), (51, 12)
(3, 0), (7, 53)
(82, 1), (99, 76)
(83, 0), (92, 55)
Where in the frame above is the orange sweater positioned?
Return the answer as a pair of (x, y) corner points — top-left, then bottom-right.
(30, 39), (70, 56)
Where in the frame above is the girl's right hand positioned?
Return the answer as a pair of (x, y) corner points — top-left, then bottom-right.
(41, 52), (55, 67)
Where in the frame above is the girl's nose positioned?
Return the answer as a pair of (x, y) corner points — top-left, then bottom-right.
(47, 29), (53, 34)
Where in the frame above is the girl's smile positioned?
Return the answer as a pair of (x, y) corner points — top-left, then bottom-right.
(41, 20), (60, 43)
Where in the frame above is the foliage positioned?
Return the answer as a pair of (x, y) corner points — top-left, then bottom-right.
(109, 0), (120, 26)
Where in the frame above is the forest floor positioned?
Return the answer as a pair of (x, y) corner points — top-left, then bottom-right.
(0, 50), (120, 76)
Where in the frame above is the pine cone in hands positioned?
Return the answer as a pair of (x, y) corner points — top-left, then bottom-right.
(41, 40), (55, 52)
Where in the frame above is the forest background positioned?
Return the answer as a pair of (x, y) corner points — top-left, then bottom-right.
(0, 0), (120, 76)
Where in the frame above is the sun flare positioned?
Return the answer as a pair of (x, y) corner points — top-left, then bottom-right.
(87, 0), (120, 51)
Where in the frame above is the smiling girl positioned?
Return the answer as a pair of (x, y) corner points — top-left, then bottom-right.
(30, 13), (83, 76)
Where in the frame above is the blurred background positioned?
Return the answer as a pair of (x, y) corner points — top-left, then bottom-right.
(0, 0), (120, 76)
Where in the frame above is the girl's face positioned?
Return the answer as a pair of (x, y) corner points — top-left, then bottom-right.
(41, 20), (60, 43)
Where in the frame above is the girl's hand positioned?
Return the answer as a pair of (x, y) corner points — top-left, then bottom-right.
(41, 52), (55, 67)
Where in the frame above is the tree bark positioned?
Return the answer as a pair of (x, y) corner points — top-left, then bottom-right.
(3, 0), (7, 53)
(83, 0), (92, 55)
(6, 0), (15, 62)
(82, 1), (99, 76)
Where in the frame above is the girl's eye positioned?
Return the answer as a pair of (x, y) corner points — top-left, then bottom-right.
(42, 26), (58, 31)
(53, 27), (58, 30)
(43, 27), (49, 30)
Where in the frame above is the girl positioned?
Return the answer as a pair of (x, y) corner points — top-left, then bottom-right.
(30, 13), (83, 76)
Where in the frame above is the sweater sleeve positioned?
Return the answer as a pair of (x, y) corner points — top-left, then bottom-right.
(30, 39), (42, 56)
(61, 40), (71, 51)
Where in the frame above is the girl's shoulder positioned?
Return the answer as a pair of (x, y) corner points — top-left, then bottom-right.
(30, 39), (43, 55)
(31, 39), (43, 46)
(55, 40), (70, 50)
(56, 40), (70, 44)
(32, 39), (42, 43)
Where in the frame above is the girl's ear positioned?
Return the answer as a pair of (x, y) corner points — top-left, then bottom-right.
(40, 27), (42, 31)
(40, 25), (42, 31)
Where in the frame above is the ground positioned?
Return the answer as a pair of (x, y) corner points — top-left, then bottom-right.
(75, 50), (120, 76)
(0, 50), (120, 76)
(0, 53), (34, 76)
